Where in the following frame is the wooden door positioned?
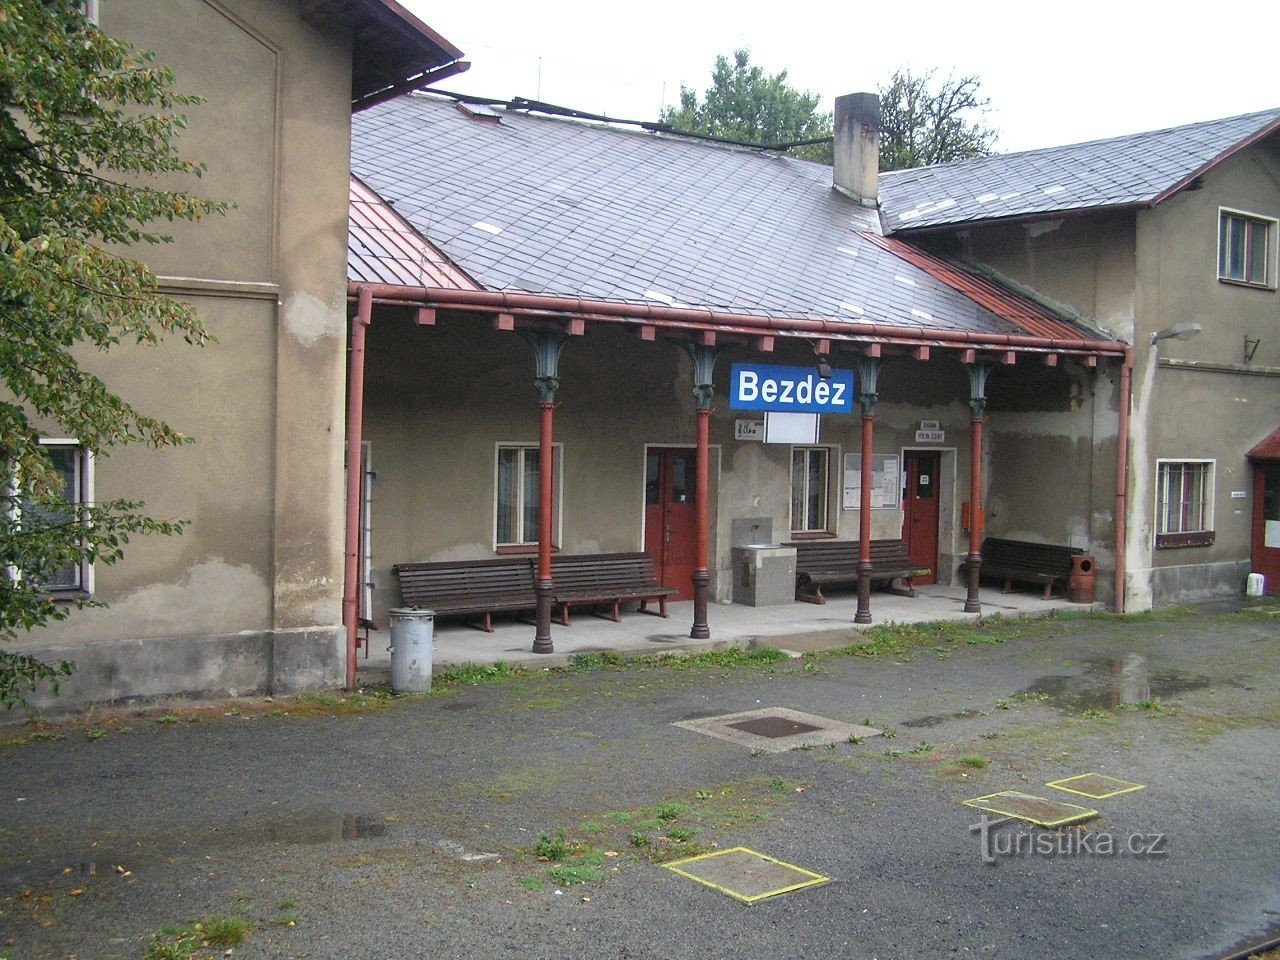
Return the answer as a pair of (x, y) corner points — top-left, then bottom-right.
(1252, 464), (1280, 596)
(644, 448), (698, 600)
(902, 451), (940, 585)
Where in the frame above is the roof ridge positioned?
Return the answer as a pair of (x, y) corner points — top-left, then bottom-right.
(882, 106), (1280, 181)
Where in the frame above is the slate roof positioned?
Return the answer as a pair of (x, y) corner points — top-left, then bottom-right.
(351, 94), (1101, 343)
(880, 108), (1280, 233)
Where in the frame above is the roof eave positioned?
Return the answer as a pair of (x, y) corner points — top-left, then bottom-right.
(1151, 115), (1280, 206)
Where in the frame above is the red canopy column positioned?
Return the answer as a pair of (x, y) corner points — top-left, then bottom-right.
(853, 355), (881, 624)
(964, 362), (993, 614)
(528, 331), (568, 653)
(687, 343), (719, 640)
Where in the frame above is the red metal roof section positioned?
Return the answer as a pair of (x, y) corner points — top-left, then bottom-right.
(861, 233), (1099, 343)
(1247, 426), (1280, 462)
(349, 177), (479, 291)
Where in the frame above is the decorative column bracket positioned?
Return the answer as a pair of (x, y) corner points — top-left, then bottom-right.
(684, 342), (721, 410)
(682, 342), (721, 639)
(964, 361), (993, 614)
(967, 361), (993, 418)
(853, 355), (881, 625)
(523, 330), (570, 654)
(525, 330), (569, 403)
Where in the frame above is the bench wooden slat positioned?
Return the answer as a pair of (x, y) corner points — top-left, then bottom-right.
(393, 557), (536, 632)
(785, 539), (921, 604)
(966, 537), (1082, 599)
(551, 552), (677, 624)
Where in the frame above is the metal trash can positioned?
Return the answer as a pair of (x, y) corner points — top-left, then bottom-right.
(1068, 556), (1096, 604)
(388, 607), (434, 693)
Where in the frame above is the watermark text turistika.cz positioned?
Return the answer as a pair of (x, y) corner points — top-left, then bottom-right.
(970, 816), (1168, 864)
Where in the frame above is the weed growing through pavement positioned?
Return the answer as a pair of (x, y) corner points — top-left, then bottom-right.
(957, 756), (989, 768)
(142, 916), (253, 960)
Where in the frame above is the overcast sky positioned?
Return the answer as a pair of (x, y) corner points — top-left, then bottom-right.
(405, 0), (1278, 154)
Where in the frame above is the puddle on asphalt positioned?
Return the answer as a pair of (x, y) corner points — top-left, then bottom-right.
(1, 813), (389, 890)
(902, 709), (982, 728)
(1021, 654), (1220, 711)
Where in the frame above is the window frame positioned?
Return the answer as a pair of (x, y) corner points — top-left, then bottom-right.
(10, 440), (96, 596)
(1154, 458), (1215, 549)
(1217, 207), (1276, 290)
(493, 442), (563, 552)
(789, 445), (835, 536)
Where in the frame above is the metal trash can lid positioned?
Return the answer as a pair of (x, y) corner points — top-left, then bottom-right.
(389, 607), (435, 618)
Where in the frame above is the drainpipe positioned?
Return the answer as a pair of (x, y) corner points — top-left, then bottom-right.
(343, 286), (373, 690)
(1113, 347), (1134, 613)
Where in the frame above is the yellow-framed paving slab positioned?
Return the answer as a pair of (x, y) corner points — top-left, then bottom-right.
(662, 847), (830, 904)
(1045, 773), (1146, 799)
(963, 790), (1099, 828)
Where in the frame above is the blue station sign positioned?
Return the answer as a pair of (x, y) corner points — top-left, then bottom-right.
(729, 363), (856, 414)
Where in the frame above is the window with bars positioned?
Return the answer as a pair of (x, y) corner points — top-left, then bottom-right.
(790, 447), (831, 534)
(1218, 210), (1274, 288)
(1155, 460), (1215, 548)
(495, 444), (561, 548)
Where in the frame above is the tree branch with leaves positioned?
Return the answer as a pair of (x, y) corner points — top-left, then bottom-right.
(0, 0), (226, 709)
(876, 68), (997, 171)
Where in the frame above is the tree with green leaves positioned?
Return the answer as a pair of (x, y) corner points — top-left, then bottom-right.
(0, 0), (225, 709)
(876, 68), (997, 171)
(659, 49), (833, 161)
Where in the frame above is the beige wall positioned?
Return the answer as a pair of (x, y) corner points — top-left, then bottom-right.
(952, 135), (1280, 608)
(18, 0), (356, 702)
(1127, 140), (1280, 605)
(363, 317), (1109, 619)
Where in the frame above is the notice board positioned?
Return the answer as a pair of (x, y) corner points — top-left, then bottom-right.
(843, 454), (900, 510)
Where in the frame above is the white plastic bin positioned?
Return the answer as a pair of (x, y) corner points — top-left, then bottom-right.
(1246, 572), (1265, 598)
(388, 608), (435, 693)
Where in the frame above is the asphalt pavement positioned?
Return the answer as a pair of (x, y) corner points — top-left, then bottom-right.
(1, 602), (1278, 960)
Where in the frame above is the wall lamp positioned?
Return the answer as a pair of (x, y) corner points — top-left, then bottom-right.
(1150, 321), (1202, 346)
(815, 357), (834, 380)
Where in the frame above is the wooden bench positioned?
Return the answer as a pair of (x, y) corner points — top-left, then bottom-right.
(551, 552), (677, 625)
(392, 557), (536, 632)
(787, 539), (921, 604)
(967, 537), (1082, 599)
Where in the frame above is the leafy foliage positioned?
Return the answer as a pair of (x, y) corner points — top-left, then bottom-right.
(876, 68), (997, 170)
(0, 0), (225, 708)
(659, 49), (833, 162)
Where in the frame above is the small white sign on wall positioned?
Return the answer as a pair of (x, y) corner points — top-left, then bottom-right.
(735, 419), (764, 441)
(764, 412), (819, 444)
(919, 420), (940, 430)
(1230, 490), (1248, 499)
(915, 430), (946, 443)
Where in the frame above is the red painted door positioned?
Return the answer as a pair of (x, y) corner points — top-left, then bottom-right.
(902, 451), (940, 585)
(1252, 464), (1280, 596)
(644, 449), (698, 600)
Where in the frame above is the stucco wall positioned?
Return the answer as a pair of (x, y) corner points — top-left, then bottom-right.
(14, 0), (355, 707)
(1128, 141), (1280, 606)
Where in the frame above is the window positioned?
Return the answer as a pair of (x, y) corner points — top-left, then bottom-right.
(790, 447), (831, 533)
(11, 441), (94, 593)
(495, 444), (561, 548)
(1218, 210), (1274, 287)
(1155, 460), (1214, 548)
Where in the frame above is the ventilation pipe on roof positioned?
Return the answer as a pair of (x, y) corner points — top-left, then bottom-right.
(833, 93), (880, 207)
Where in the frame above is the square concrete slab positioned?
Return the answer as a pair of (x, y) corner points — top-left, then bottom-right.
(663, 847), (830, 903)
(963, 790), (1099, 827)
(674, 707), (881, 753)
(1046, 773), (1146, 799)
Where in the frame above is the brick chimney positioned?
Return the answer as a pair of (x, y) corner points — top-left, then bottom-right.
(833, 93), (880, 207)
